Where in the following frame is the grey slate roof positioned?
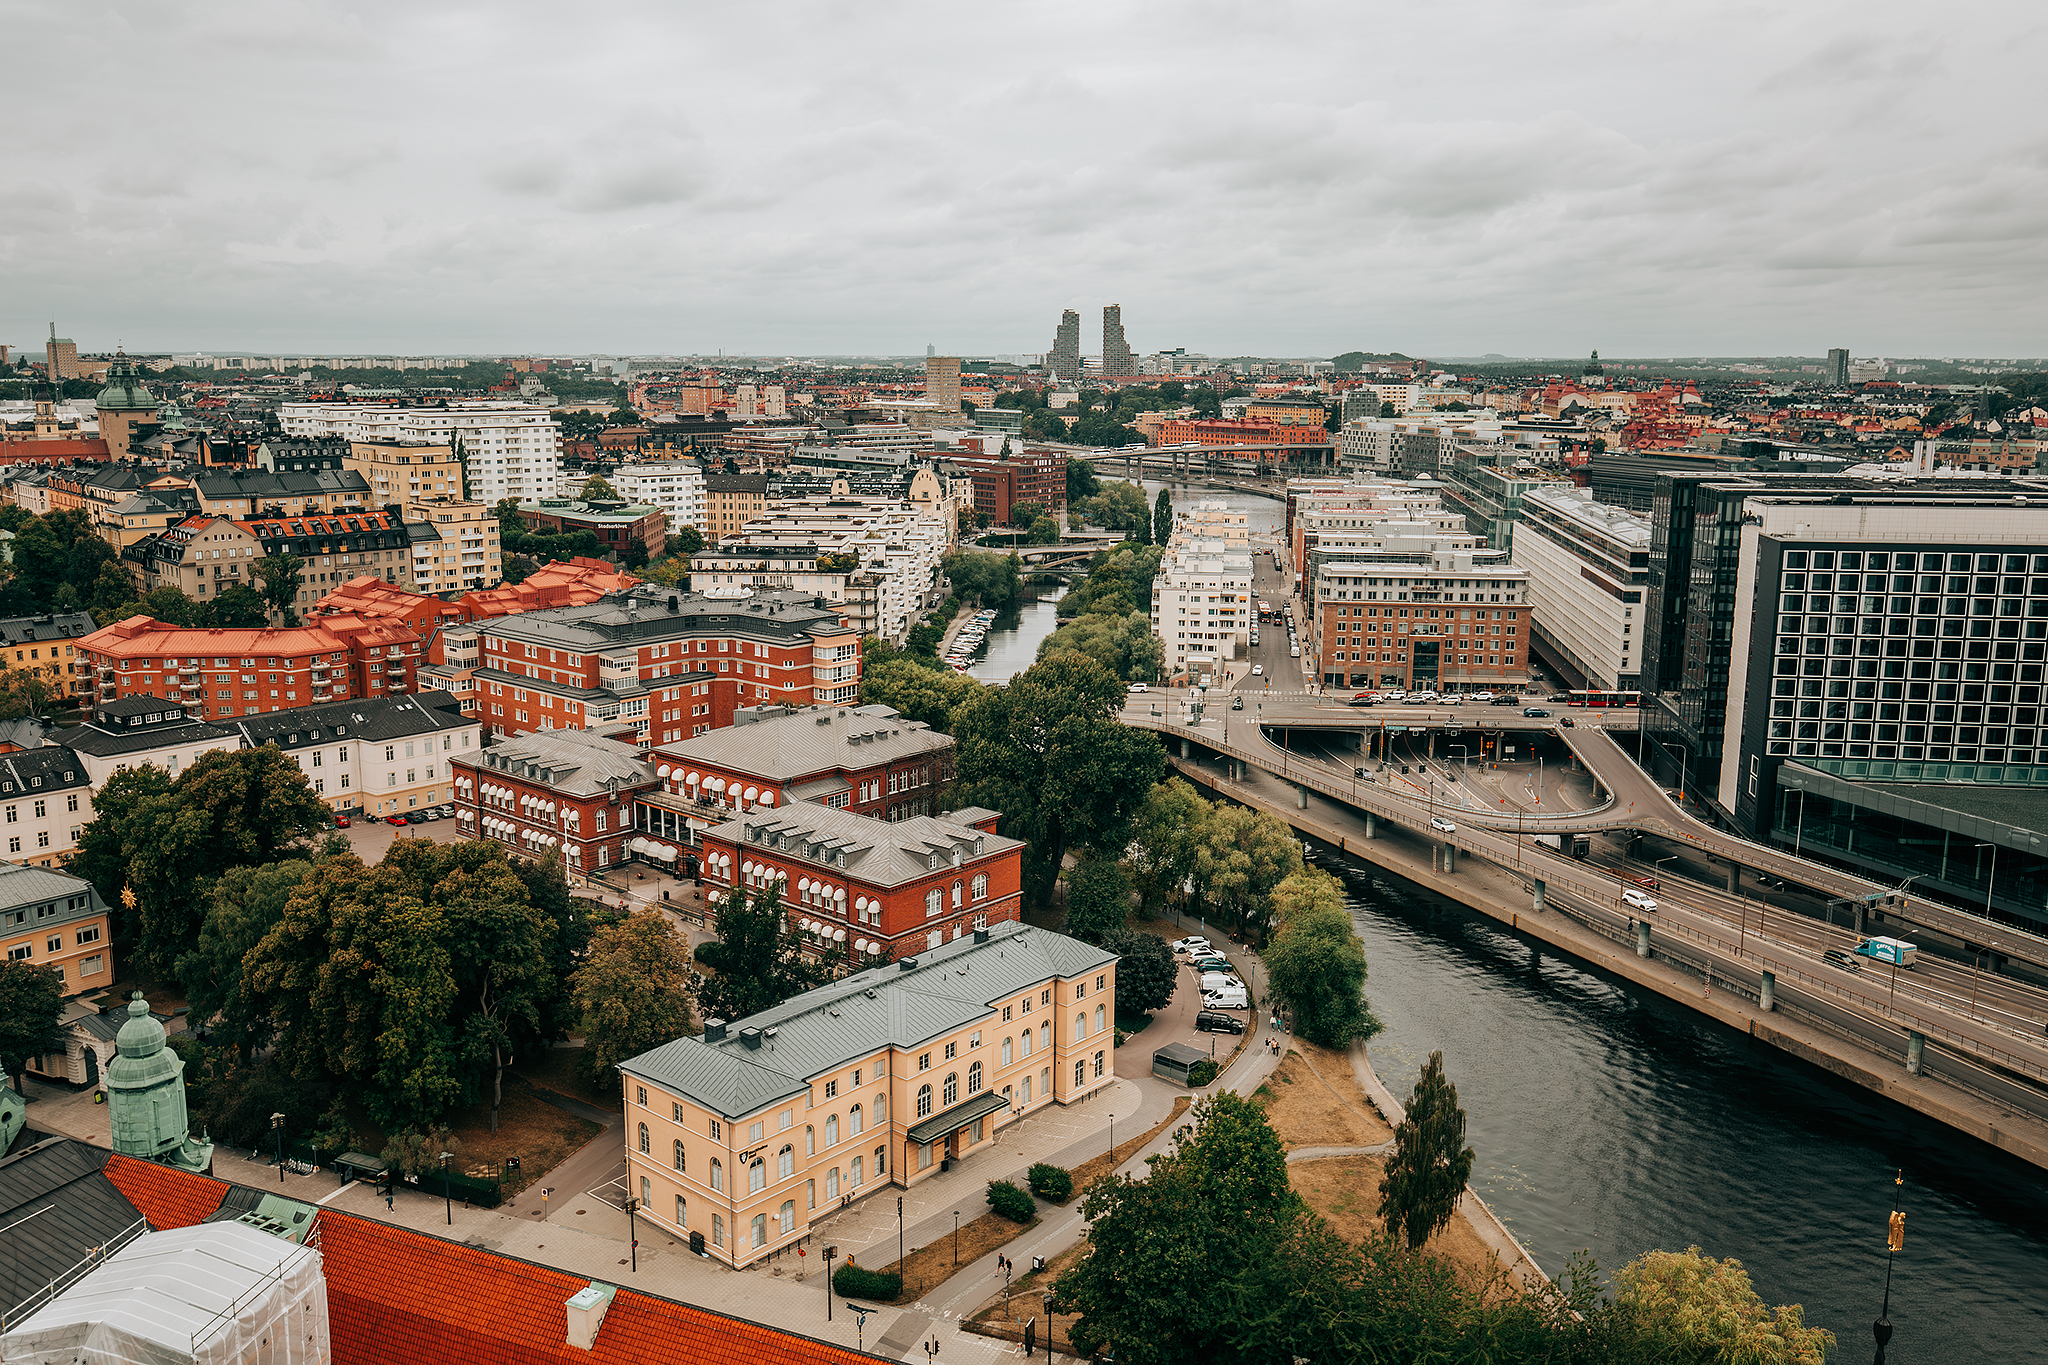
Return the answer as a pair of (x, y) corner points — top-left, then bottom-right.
(0, 747), (90, 796)
(481, 587), (851, 653)
(655, 703), (950, 784)
(619, 921), (1116, 1118)
(0, 863), (99, 915)
(706, 804), (1017, 887)
(0, 1140), (149, 1320)
(59, 704), (239, 759)
(466, 726), (655, 797)
(0, 613), (96, 647)
(232, 691), (469, 751)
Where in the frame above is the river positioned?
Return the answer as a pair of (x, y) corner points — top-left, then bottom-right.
(1329, 850), (2048, 1360)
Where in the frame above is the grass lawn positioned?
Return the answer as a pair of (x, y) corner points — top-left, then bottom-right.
(1289, 1154), (1512, 1295)
(1251, 1041), (1392, 1150)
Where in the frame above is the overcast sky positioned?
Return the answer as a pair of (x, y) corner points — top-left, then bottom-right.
(5, 1), (2042, 360)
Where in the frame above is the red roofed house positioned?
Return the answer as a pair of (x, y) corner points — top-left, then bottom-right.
(78, 614), (420, 720)
(455, 555), (639, 623)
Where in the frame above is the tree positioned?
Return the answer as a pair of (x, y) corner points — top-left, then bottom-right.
(1194, 805), (1303, 943)
(1263, 870), (1381, 1049)
(941, 549), (1021, 608)
(859, 657), (982, 732)
(668, 526), (705, 556)
(952, 650), (1165, 908)
(89, 561), (135, 614)
(175, 860), (312, 1061)
(494, 497), (528, 541)
(0, 960), (65, 1095)
(621, 539), (649, 570)
(0, 666), (56, 720)
(1066, 458), (1100, 503)
(1036, 609), (1163, 683)
(11, 509), (113, 606)
(1062, 857), (1132, 945)
(205, 584), (269, 627)
(1613, 1246), (1835, 1364)
(1380, 400), (1399, 418)
(1052, 1093), (1297, 1365)
(1152, 487), (1173, 546)
(253, 553), (304, 624)
(75, 747), (332, 973)
(581, 475), (620, 501)
(571, 911), (698, 1097)
(1008, 500), (1044, 528)
(1101, 928), (1175, 1015)
(1125, 781), (1210, 917)
(695, 882), (838, 1022)
(1378, 1050), (1475, 1251)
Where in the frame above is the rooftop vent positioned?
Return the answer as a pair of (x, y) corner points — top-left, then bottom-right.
(898, 956), (919, 971)
(974, 928), (990, 943)
(704, 1019), (728, 1043)
(740, 1026), (763, 1049)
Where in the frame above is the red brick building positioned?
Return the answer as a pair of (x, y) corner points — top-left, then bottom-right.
(517, 498), (667, 560)
(453, 727), (658, 874)
(79, 615), (421, 720)
(697, 801), (1021, 964)
(934, 450), (1066, 525)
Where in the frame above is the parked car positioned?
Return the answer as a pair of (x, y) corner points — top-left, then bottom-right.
(1249, 631), (1260, 645)
(1622, 888), (1658, 911)
(436, 805), (454, 817)
(1561, 717), (1576, 727)
(1202, 988), (1250, 1010)
(1627, 876), (1660, 891)
(1199, 972), (1245, 993)
(1347, 696), (1377, 707)
(1491, 693), (1522, 705)
(1195, 1010), (1246, 1034)
(1127, 682), (1149, 693)
(404, 811), (428, 824)
(420, 810), (441, 821)
(1429, 816), (1457, 834)
(1442, 694), (1464, 706)
(1170, 936), (1212, 954)
(1523, 707), (1551, 718)
(334, 815), (351, 828)
(1822, 948), (1864, 973)
(1470, 691), (1494, 702)
(1409, 691), (1440, 703)
(385, 815), (408, 826)
(1192, 956), (1233, 975)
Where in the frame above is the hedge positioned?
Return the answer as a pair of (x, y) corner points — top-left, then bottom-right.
(987, 1178), (1036, 1223)
(1027, 1163), (1073, 1203)
(1188, 1059), (1220, 1087)
(833, 1263), (902, 1300)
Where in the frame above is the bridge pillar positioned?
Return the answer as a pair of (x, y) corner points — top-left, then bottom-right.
(1180, 738), (1190, 759)
(1532, 879), (1546, 913)
(1759, 970), (1775, 1013)
(1363, 813), (1374, 840)
(1905, 1031), (1925, 1077)
(1726, 862), (1741, 894)
(1635, 920), (1652, 959)
(1297, 785), (1308, 810)
(1441, 843), (1456, 874)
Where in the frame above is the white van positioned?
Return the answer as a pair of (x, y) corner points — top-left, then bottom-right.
(1202, 986), (1249, 1010)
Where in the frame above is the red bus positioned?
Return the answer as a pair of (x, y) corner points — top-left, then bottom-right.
(1568, 690), (1642, 708)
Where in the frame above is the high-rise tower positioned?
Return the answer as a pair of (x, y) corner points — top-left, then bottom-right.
(925, 355), (962, 413)
(1828, 348), (1849, 386)
(1049, 309), (1081, 382)
(1103, 305), (1134, 378)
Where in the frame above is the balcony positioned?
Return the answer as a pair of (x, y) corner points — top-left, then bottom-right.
(386, 664), (407, 675)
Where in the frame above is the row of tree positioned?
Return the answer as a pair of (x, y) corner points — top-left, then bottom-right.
(1052, 1088), (1834, 1365)
(1036, 541), (1165, 683)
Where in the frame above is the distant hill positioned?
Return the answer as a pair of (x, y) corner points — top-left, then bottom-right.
(1330, 351), (1416, 372)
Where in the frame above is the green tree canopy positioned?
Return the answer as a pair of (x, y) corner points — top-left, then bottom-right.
(581, 475), (620, 501)
(0, 667), (57, 721)
(253, 554), (304, 624)
(175, 860), (312, 1061)
(1194, 805), (1303, 943)
(1062, 857), (1132, 945)
(1124, 780), (1211, 917)
(1101, 928), (1176, 1015)
(1263, 870), (1380, 1049)
(1152, 487), (1173, 546)
(1378, 1049), (1475, 1251)
(668, 525), (705, 556)
(1036, 609), (1163, 683)
(1614, 1247), (1835, 1364)
(74, 746), (333, 972)
(571, 911), (698, 1097)
(206, 584), (269, 627)
(859, 657), (983, 732)
(695, 882), (841, 1022)
(941, 549), (1022, 608)
(953, 649), (1164, 908)
(0, 960), (65, 1094)
(1066, 458), (1100, 502)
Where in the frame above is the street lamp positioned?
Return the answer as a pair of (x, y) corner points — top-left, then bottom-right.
(270, 1112), (286, 1185)
(954, 1209), (960, 1266)
(439, 1151), (453, 1225)
(628, 1195), (640, 1272)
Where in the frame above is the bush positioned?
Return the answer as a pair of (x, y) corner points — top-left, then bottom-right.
(1188, 1059), (1220, 1087)
(693, 941), (724, 970)
(1027, 1163), (1073, 1203)
(832, 1263), (902, 1300)
(987, 1178), (1036, 1223)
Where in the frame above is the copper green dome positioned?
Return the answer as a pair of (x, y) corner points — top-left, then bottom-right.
(96, 351), (159, 413)
(107, 992), (182, 1095)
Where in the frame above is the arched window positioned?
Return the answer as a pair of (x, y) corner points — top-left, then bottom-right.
(779, 1199), (796, 1236)
(1020, 1030), (1032, 1058)
(710, 1158), (724, 1192)
(943, 1072), (958, 1106)
(1023, 1074), (1032, 1102)
(1002, 1037), (1013, 1065)
(968, 1061), (983, 1094)
(673, 1140), (685, 1172)
(952, 880), (963, 907)
(805, 1125), (815, 1157)
(850, 1155), (864, 1186)
(1040, 1022), (1051, 1051)
(849, 1103), (864, 1135)
(637, 1123), (650, 1154)
(751, 1212), (767, 1248)
(826, 1114), (840, 1146)
(827, 1167), (840, 1199)
(675, 1195), (686, 1227)
(925, 888), (942, 916)
(1075, 1012), (1087, 1039)
(778, 1144), (794, 1180)
(917, 1084), (932, 1118)
(749, 1158), (766, 1193)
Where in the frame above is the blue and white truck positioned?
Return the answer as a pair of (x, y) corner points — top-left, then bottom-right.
(1853, 936), (1919, 969)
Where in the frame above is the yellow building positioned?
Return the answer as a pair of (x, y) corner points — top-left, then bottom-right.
(0, 612), (98, 706)
(619, 922), (1117, 1267)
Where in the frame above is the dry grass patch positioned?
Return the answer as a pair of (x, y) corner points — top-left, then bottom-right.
(1252, 1043), (1392, 1150)
(1289, 1154), (1508, 1293)
(354, 1075), (602, 1199)
(967, 1233), (1090, 1353)
(871, 1207), (1040, 1303)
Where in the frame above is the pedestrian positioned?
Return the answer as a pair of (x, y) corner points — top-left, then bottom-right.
(385, 1188), (394, 1212)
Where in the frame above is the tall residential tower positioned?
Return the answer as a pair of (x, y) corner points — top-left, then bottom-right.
(1103, 305), (1134, 377)
(1048, 309), (1081, 382)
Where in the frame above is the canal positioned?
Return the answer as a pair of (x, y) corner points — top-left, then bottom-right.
(1330, 850), (2048, 1360)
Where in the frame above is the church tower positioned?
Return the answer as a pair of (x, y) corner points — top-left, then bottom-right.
(105, 992), (214, 1173)
(94, 350), (159, 457)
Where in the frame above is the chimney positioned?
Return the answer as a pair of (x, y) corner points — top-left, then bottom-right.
(667, 595), (679, 612)
(704, 1019), (728, 1043)
(973, 928), (990, 943)
(565, 1282), (617, 1351)
(740, 1026), (763, 1049)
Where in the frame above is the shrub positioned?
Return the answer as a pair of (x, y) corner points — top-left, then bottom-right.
(1188, 1059), (1220, 1087)
(832, 1263), (902, 1300)
(1027, 1163), (1074, 1203)
(692, 941), (724, 970)
(987, 1178), (1036, 1223)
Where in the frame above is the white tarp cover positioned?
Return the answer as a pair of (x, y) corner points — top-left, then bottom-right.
(1, 1220), (331, 1365)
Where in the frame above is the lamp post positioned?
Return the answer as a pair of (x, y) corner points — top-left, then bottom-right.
(897, 1195), (904, 1282)
(1874, 1169), (1904, 1363)
(271, 1112), (286, 1184)
(953, 1209), (960, 1266)
(1108, 1113), (1116, 1162)
(439, 1151), (453, 1225)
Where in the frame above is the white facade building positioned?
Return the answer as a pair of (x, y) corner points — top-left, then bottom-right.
(611, 463), (708, 534)
(1514, 486), (1650, 692)
(717, 497), (949, 644)
(279, 400), (561, 507)
(1151, 502), (1254, 677)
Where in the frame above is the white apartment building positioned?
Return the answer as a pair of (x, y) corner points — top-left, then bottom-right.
(717, 498), (948, 644)
(610, 463), (708, 534)
(1151, 504), (1254, 677)
(1339, 414), (1505, 478)
(279, 400), (560, 507)
(1515, 486), (1650, 692)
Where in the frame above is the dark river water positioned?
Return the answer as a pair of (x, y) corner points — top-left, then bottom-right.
(1322, 848), (2048, 1361)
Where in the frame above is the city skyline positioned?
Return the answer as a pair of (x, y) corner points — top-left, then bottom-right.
(6, 3), (2043, 357)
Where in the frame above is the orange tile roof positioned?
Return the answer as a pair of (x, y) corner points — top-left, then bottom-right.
(78, 618), (359, 656)
(103, 1153), (230, 1229)
(314, 1211), (871, 1365)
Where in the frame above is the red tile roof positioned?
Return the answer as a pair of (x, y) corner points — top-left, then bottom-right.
(103, 1153), (229, 1229)
(313, 1212), (871, 1365)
